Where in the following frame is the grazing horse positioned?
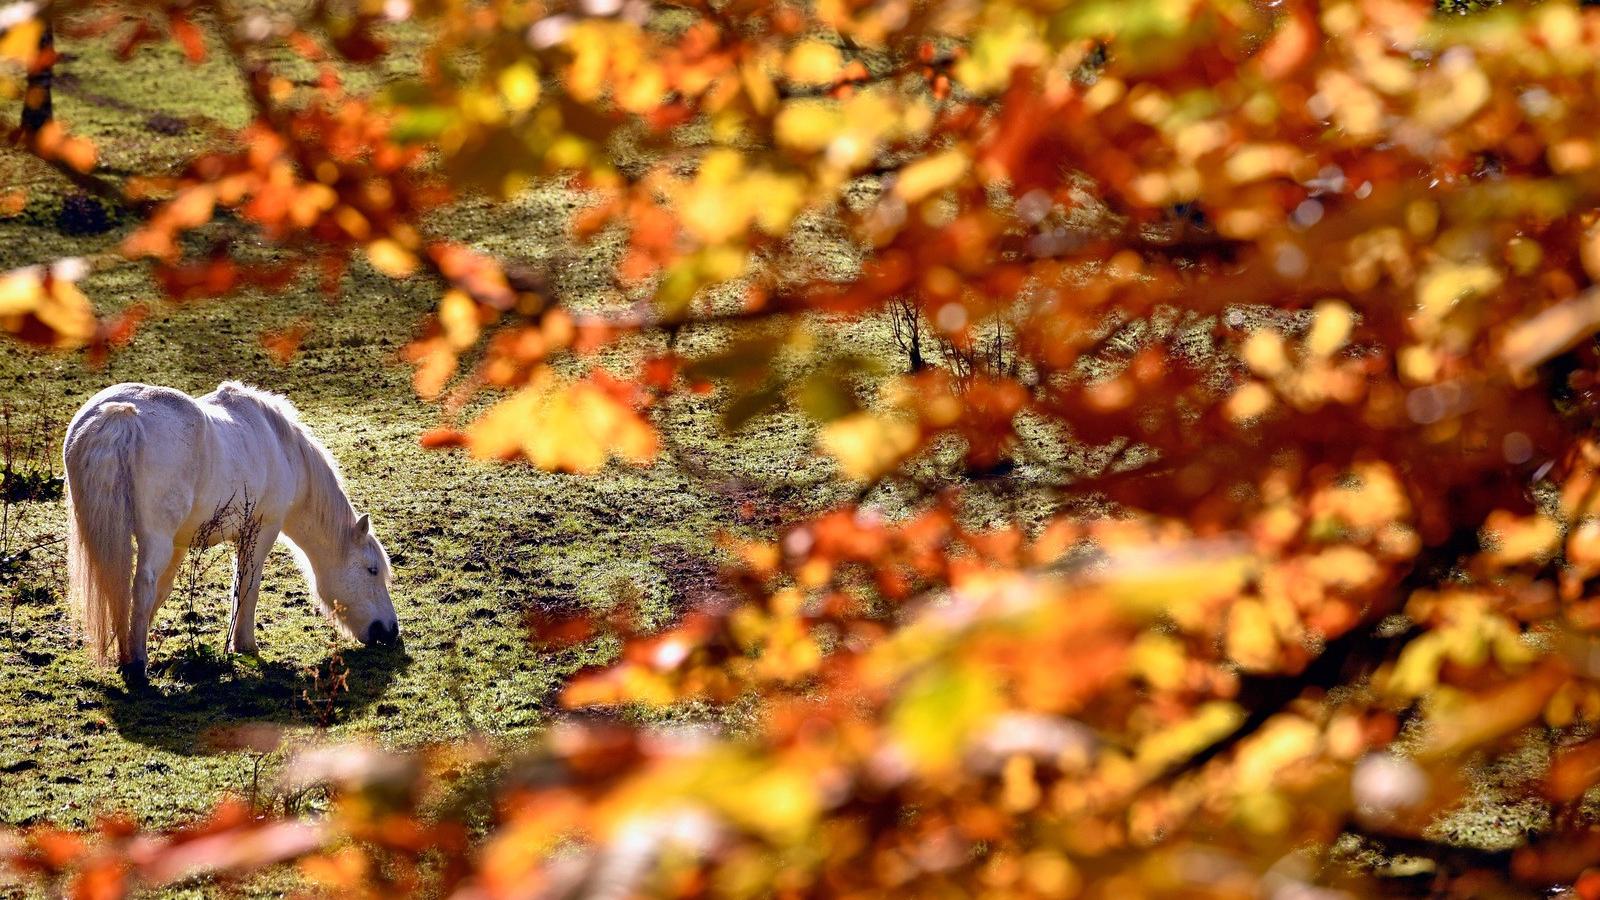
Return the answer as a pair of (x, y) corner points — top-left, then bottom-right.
(63, 381), (398, 685)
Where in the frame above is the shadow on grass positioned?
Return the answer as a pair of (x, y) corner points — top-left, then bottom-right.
(96, 643), (412, 756)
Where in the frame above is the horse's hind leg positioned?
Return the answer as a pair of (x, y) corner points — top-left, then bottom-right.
(125, 531), (176, 687)
(228, 521), (279, 656)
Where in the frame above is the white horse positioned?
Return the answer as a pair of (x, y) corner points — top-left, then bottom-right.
(63, 381), (398, 686)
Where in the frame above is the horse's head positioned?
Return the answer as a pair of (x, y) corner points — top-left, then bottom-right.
(321, 513), (398, 646)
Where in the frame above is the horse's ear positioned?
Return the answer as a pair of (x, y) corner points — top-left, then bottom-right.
(355, 513), (371, 537)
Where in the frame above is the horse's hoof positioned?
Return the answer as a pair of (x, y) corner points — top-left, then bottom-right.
(118, 663), (150, 690)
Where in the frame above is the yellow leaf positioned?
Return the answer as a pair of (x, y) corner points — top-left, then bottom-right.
(1419, 663), (1564, 760)
(1315, 70), (1383, 140)
(37, 278), (95, 348)
(1224, 143), (1299, 185)
(1100, 543), (1254, 623)
(606, 752), (821, 846)
(1414, 262), (1500, 341)
(1235, 790), (1292, 835)
(1481, 510), (1561, 567)
(1234, 716), (1319, 791)
(784, 39), (843, 86)
(1134, 701), (1245, 774)
(740, 58), (778, 115)
(366, 239), (418, 278)
(1226, 598), (1278, 672)
(746, 172), (806, 235)
(712, 762), (820, 842)
(1001, 755), (1041, 812)
(467, 371), (658, 473)
(1225, 381), (1274, 422)
(407, 339), (457, 400)
(894, 150), (970, 203)
(1306, 299), (1354, 357)
(0, 19), (42, 67)
(953, 18), (1041, 95)
(1242, 330), (1287, 376)
(438, 289), (480, 350)
(0, 267), (93, 348)
(676, 149), (754, 244)
(890, 664), (1002, 772)
(616, 65), (666, 115)
(1307, 546), (1378, 588)
(818, 412), (919, 479)
(1581, 222), (1600, 283)
(1414, 52), (1489, 131)
(564, 22), (611, 104)
(0, 267), (43, 317)
(775, 101), (844, 152)
(1384, 633), (1444, 700)
(497, 61), (540, 113)
(1130, 632), (1186, 690)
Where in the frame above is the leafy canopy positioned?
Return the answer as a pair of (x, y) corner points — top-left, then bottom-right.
(10, 0), (1600, 896)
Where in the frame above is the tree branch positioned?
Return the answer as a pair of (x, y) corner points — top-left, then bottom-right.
(19, 13), (53, 138)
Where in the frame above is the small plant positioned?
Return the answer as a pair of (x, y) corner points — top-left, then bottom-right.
(889, 296), (926, 373)
(936, 322), (1020, 393)
(300, 632), (349, 729)
(225, 487), (262, 654)
(160, 488), (263, 675)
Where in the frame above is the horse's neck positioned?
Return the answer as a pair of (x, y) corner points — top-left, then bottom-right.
(280, 443), (351, 562)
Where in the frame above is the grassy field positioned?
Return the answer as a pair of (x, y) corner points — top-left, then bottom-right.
(0, 24), (866, 838)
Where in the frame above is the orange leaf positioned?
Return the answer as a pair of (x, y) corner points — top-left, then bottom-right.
(419, 427), (468, 450)
(260, 322), (311, 363)
(168, 14), (206, 63)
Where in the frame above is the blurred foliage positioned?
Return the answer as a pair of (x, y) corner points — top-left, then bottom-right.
(15, 0), (1600, 897)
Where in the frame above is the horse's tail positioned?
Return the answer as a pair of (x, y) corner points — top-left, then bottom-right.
(64, 401), (142, 665)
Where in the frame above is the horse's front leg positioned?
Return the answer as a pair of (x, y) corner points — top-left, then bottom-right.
(126, 532), (176, 688)
(228, 521), (280, 656)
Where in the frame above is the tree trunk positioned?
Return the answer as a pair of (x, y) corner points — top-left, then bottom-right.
(20, 16), (54, 139)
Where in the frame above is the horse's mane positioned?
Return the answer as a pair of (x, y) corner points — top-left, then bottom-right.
(213, 381), (355, 537)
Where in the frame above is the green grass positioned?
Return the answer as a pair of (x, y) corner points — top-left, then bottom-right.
(0, 247), (815, 829)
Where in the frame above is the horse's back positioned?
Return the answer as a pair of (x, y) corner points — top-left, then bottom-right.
(68, 382), (309, 524)
(69, 382), (199, 427)
(195, 381), (308, 448)
(66, 383), (204, 463)
(191, 383), (314, 521)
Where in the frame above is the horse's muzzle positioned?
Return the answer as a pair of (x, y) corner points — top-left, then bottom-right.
(365, 619), (400, 646)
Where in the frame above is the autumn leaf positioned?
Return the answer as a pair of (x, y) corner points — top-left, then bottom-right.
(890, 664), (1003, 772)
(418, 427), (468, 450)
(0, 189), (25, 218)
(260, 322), (311, 363)
(894, 150), (970, 203)
(366, 239), (418, 278)
(0, 264), (95, 348)
(784, 40), (844, 86)
(1500, 288), (1600, 383)
(817, 411), (920, 479)
(466, 370), (658, 473)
